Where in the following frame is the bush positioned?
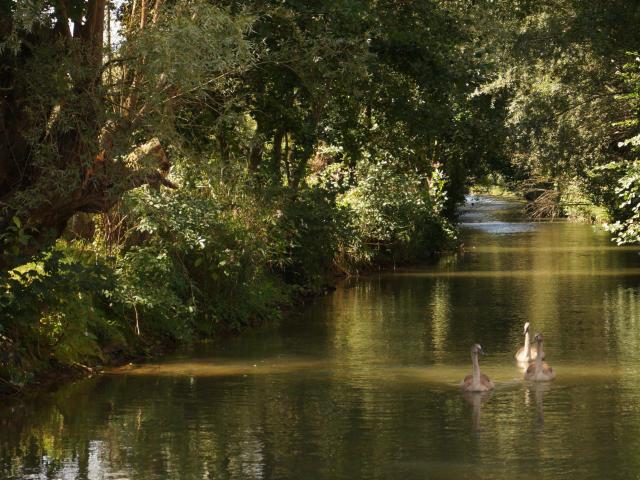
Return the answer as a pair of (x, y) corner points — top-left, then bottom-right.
(337, 156), (454, 268)
(110, 161), (289, 334)
(274, 181), (350, 292)
(602, 161), (640, 244)
(0, 243), (126, 387)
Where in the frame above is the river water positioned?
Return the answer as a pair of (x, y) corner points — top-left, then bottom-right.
(3, 195), (640, 480)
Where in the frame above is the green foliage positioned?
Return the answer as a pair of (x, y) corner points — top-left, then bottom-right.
(111, 244), (191, 339)
(0, 243), (125, 386)
(583, 55), (640, 241)
(558, 179), (609, 224)
(0, 215), (34, 263)
(603, 162), (640, 244)
(111, 160), (290, 334)
(460, 0), (640, 235)
(275, 182), (348, 291)
(338, 158), (453, 268)
(0, 0), (256, 267)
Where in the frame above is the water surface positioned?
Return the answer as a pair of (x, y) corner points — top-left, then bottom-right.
(3, 195), (640, 480)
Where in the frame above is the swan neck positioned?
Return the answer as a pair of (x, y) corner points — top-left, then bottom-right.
(472, 351), (481, 384)
(524, 330), (531, 356)
(535, 341), (544, 373)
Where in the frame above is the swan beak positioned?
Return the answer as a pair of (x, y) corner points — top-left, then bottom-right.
(479, 349), (487, 356)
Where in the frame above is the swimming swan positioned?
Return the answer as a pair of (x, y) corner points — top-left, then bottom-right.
(524, 333), (556, 381)
(461, 344), (495, 392)
(514, 322), (543, 362)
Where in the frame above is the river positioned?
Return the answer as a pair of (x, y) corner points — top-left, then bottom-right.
(3, 195), (640, 479)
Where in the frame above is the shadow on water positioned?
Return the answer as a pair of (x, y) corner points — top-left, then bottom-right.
(3, 195), (640, 479)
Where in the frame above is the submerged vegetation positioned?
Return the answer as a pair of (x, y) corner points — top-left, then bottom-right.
(1, 0), (640, 391)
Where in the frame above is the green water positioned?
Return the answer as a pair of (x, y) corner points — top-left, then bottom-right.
(3, 195), (640, 480)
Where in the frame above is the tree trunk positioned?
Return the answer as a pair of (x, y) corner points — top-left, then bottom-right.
(248, 125), (265, 172)
(217, 131), (230, 165)
(272, 130), (283, 168)
(0, 2), (176, 269)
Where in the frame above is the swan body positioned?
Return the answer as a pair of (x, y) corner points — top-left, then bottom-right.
(524, 333), (555, 382)
(461, 344), (495, 392)
(514, 322), (544, 362)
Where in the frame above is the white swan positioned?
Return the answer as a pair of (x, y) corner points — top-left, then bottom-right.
(514, 322), (543, 362)
(460, 344), (495, 392)
(524, 333), (556, 381)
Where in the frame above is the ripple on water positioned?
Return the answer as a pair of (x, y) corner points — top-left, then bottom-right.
(460, 221), (538, 234)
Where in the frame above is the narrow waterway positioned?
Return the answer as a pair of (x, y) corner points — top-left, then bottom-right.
(3, 195), (640, 480)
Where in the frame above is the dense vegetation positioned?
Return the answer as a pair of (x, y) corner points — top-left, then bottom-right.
(1, 0), (640, 391)
(475, 1), (640, 233)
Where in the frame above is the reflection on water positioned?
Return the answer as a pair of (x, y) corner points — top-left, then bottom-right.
(462, 391), (492, 433)
(3, 195), (640, 479)
(525, 382), (552, 427)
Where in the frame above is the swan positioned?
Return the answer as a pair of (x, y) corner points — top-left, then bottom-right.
(461, 344), (495, 392)
(524, 333), (556, 381)
(514, 322), (543, 362)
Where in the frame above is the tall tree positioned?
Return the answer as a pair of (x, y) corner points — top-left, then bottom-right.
(0, 0), (253, 267)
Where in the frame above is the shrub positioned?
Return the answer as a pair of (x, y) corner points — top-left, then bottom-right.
(0, 243), (125, 386)
(337, 156), (454, 268)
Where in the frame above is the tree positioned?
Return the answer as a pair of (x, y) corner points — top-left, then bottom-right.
(0, 0), (253, 267)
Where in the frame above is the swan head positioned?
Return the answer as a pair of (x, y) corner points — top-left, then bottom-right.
(523, 322), (530, 333)
(534, 332), (543, 343)
(471, 343), (486, 355)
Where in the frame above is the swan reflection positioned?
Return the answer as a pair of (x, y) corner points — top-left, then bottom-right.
(463, 390), (492, 432)
(525, 381), (552, 427)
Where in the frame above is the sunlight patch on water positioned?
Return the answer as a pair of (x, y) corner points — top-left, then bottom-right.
(468, 246), (640, 253)
(460, 221), (537, 234)
(108, 357), (624, 391)
(107, 357), (330, 377)
(392, 268), (640, 278)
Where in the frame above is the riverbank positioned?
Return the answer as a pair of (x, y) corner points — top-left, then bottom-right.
(2, 154), (461, 396)
(472, 177), (614, 226)
(1, 243), (449, 399)
(0, 264), (434, 398)
(0, 218), (453, 397)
